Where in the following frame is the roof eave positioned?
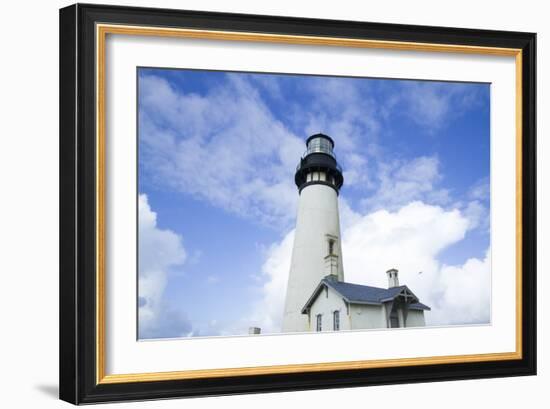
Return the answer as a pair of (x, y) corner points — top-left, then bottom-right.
(412, 305), (431, 311)
(301, 280), (332, 314)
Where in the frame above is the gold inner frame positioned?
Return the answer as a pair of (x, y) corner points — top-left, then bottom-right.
(95, 23), (523, 385)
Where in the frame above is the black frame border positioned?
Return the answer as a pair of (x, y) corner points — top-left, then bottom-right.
(59, 3), (536, 404)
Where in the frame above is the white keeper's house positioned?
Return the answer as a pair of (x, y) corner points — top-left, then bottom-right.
(282, 133), (430, 333)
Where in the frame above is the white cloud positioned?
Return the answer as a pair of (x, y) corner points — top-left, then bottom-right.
(431, 249), (491, 325)
(462, 200), (489, 231)
(343, 202), (468, 294)
(251, 201), (489, 333)
(357, 155), (489, 236)
(234, 230), (295, 335)
(341, 201), (490, 326)
(138, 194), (191, 339)
(362, 156), (450, 211)
(448, 177), (491, 233)
(299, 77), (380, 187)
(469, 176), (490, 201)
(248, 75), (284, 100)
(139, 74), (303, 228)
(139, 73), (387, 229)
(139, 74), (486, 233)
(391, 82), (487, 132)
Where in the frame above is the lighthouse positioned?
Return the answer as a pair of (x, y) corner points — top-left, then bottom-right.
(282, 133), (345, 333)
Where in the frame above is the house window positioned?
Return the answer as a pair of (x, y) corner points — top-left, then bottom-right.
(316, 314), (322, 332)
(333, 310), (340, 331)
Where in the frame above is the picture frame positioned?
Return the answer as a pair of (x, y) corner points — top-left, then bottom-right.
(59, 3), (536, 404)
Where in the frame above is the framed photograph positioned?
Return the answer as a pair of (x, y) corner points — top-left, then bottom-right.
(59, 3), (536, 404)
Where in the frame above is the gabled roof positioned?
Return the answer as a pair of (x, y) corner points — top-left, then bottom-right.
(301, 276), (431, 313)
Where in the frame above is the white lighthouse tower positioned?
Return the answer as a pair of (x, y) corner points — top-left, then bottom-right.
(282, 134), (344, 333)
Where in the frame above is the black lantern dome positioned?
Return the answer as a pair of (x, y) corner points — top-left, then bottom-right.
(294, 133), (344, 194)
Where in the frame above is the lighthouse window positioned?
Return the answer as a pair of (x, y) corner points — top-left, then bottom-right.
(328, 239), (335, 255)
(307, 173), (312, 182)
(333, 311), (340, 331)
(316, 314), (322, 332)
(320, 172), (326, 181)
(307, 137), (334, 157)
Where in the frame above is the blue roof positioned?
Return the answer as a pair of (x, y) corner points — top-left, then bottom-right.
(326, 279), (405, 303)
(409, 302), (431, 311)
(301, 276), (431, 312)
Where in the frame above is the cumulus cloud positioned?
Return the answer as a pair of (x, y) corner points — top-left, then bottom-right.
(341, 201), (490, 326)
(251, 201), (490, 333)
(431, 249), (491, 325)
(343, 202), (468, 294)
(246, 230), (296, 334)
(138, 194), (191, 339)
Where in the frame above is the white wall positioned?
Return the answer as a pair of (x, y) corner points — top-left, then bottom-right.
(406, 309), (426, 327)
(351, 304), (387, 329)
(0, 1), (546, 409)
(283, 183), (344, 332)
(308, 285), (351, 331)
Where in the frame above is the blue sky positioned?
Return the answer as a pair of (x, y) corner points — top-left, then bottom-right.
(137, 67), (491, 339)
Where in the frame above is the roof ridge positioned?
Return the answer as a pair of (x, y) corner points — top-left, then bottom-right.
(323, 278), (405, 292)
